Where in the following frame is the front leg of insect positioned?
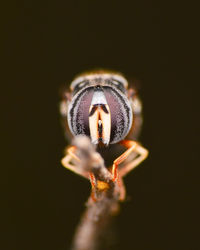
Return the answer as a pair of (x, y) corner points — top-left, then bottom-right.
(60, 70), (148, 201)
(61, 145), (89, 179)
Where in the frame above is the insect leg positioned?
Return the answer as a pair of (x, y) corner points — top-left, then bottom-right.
(119, 140), (149, 178)
(112, 140), (137, 181)
(112, 140), (148, 181)
(117, 176), (126, 201)
(61, 146), (89, 179)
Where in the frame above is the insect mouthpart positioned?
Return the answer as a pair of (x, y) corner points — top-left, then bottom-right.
(89, 87), (111, 145)
(89, 103), (111, 145)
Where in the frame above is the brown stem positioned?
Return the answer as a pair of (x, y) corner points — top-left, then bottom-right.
(70, 136), (121, 250)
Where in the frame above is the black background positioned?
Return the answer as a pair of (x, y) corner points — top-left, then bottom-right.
(2, 1), (199, 250)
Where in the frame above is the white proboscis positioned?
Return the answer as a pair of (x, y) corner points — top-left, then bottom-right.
(89, 103), (111, 145)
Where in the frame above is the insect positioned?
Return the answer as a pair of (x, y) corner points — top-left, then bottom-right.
(60, 70), (148, 200)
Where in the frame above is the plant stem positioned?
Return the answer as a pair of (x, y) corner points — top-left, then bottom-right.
(71, 136), (121, 250)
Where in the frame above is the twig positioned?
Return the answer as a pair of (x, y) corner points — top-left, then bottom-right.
(70, 136), (121, 250)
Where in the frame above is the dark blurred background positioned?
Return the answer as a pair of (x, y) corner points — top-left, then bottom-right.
(1, 1), (199, 250)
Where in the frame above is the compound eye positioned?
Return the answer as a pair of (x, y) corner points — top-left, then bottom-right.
(67, 87), (94, 137)
(103, 86), (133, 144)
